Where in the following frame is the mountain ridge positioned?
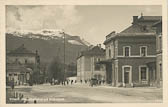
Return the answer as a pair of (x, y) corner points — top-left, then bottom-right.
(6, 29), (91, 65)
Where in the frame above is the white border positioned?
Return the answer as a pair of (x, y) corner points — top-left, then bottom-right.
(0, 0), (167, 107)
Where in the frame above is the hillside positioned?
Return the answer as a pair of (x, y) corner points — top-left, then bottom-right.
(6, 29), (90, 64)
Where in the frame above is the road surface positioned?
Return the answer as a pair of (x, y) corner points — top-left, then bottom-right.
(9, 83), (162, 103)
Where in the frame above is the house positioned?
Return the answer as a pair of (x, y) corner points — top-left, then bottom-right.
(152, 20), (162, 87)
(6, 44), (40, 85)
(102, 15), (161, 87)
(77, 45), (106, 83)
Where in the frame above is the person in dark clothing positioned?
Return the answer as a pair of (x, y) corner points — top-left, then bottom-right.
(71, 80), (73, 85)
(85, 80), (87, 84)
(66, 80), (69, 85)
(11, 79), (15, 90)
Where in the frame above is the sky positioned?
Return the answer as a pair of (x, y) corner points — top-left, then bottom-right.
(6, 5), (162, 46)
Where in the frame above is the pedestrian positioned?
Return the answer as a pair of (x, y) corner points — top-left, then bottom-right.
(34, 100), (37, 104)
(103, 80), (105, 84)
(11, 79), (15, 90)
(66, 80), (69, 85)
(63, 81), (65, 85)
(61, 81), (64, 85)
(85, 80), (87, 84)
(71, 80), (73, 85)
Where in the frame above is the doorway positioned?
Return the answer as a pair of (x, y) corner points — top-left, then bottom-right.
(122, 66), (132, 84)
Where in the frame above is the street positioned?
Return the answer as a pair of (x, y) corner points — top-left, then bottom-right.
(9, 84), (163, 103)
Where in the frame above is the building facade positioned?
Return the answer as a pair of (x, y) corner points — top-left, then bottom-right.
(102, 15), (161, 87)
(6, 44), (40, 85)
(153, 20), (162, 87)
(77, 45), (106, 83)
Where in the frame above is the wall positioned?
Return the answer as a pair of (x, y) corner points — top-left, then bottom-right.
(7, 55), (36, 64)
(118, 37), (156, 56)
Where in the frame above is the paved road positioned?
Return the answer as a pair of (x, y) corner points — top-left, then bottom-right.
(12, 84), (162, 103)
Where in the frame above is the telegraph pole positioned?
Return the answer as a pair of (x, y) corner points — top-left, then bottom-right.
(63, 30), (66, 83)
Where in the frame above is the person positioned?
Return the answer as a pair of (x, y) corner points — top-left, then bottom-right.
(63, 81), (65, 85)
(71, 80), (73, 85)
(34, 100), (37, 104)
(103, 80), (105, 84)
(11, 79), (15, 90)
(66, 80), (69, 85)
(85, 80), (87, 84)
(80, 80), (82, 84)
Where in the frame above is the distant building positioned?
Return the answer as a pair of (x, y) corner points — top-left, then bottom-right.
(6, 44), (40, 85)
(152, 20), (162, 87)
(102, 15), (161, 87)
(77, 45), (106, 83)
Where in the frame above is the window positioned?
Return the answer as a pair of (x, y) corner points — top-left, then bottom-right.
(140, 67), (147, 81)
(25, 59), (28, 64)
(140, 46), (147, 56)
(15, 58), (18, 62)
(159, 34), (162, 51)
(109, 49), (111, 58)
(95, 64), (101, 71)
(142, 25), (147, 31)
(124, 46), (130, 57)
(97, 58), (100, 62)
(160, 63), (162, 80)
(111, 45), (114, 58)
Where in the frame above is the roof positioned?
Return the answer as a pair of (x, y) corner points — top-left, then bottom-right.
(7, 64), (33, 73)
(152, 20), (162, 27)
(121, 16), (161, 33)
(7, 44), (36, 56)
(78, 46), (105, 58)
(138, 16), (162, 21)
(104, 16), (161, 44)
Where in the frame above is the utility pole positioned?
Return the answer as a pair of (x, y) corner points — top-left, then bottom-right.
(63, 30), (66, 82)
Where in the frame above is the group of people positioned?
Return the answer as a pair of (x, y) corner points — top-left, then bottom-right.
(50, 78), (77, 86)
(80, 79), (106, 87)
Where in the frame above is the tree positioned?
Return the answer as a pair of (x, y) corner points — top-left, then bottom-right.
(47, 57), (64, 82)
(66, 62), (77, 77)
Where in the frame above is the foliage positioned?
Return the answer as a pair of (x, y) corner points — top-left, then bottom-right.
(47, 57), (64, 81)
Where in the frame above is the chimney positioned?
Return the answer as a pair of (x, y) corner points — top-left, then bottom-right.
(133, 16), (138, 24)
(98, 44), (101, 48)
(112, 31), (116, 34)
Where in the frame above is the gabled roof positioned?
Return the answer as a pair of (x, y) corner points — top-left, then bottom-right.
(121, 16), (161, 33)
(152, 20), (162, 27)
(7, 44), (36, 56)
(7, 64), (33, 73)
(138, 16), (162, 21)
(78, 46), (105, 58)
(104, 16), (161, 45)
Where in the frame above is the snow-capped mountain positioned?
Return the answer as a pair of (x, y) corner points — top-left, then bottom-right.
(6, 29), (91, 46)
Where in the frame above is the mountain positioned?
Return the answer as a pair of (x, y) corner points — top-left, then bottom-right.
(6, 29), (91, 64)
